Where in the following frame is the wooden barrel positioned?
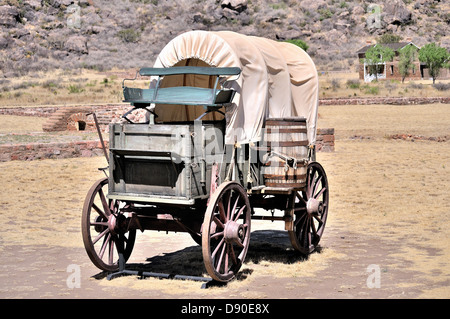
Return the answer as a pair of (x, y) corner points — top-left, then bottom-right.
(263, 117), (308, 189)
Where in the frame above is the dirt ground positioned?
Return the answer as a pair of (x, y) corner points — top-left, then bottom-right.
(0, 103), (449, 300)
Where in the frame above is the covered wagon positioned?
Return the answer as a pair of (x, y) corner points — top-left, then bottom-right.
(82, 30), (328, 283)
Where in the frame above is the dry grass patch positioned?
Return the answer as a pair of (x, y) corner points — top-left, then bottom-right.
(1, 103), (449, 297)
(0, 156), (107, 250)
(1, 70), (448, 107)
(0, 115), (46, 134)
(318, 72), (450, 99)
(0, 68), (149, 107)
(0, 115), (106, 144)
(318, 103), (450, 140)
(317, 103), (450, 296)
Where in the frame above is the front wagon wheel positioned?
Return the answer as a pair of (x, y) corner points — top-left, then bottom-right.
(82, 178), (136, 272)
(202, 182), (251, 282)
(288, 162), (329, 254)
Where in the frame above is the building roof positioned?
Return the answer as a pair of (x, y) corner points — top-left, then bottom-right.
(357, 42), (420, 55)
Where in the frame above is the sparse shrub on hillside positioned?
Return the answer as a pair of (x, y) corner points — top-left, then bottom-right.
(432, 83), (450, 91)
(116, 28), (141, 43)
(346, 79), (360, 89)
(12, 81), (37, 90)
(42, 80), (62, 90)
(318, 8), (333, 21)
(0, 0), (449, 78)
(67, 84), (85, 94)
(377, 33), (402, 44)
(130, 0), (158, 4)
(408, 82), (424, 90)
(330, 78), (340, 91)
(362, 84), (379, 95)
(384, 81), (398, 93)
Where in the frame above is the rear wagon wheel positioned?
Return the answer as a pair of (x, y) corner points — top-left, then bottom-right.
(288, 162), (329, 254)
(82, 178), (136, 272)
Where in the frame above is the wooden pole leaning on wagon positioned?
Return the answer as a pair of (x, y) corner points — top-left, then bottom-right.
(87, 112), (109, 176)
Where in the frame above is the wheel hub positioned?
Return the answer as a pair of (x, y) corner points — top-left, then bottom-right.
(306, 198), (323, 216)
(108, 215), (117, 235)
(224, 220), (245, 244)
(107, 214), (128, 235)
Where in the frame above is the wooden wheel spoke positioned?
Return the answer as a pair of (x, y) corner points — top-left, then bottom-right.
(307, 232), (312, 249)
(213, 216), (225, 229)
(313, 214), (324, 225)
(312, 175), (322, 198)
(92, 203), (108, 220)
(218, 200), (227, 223)
(235, 240), (244, 248)
(226, 192), (232, 221)
(310, 217), (318, 235)
(224, 245), (229, 273)
(211, 231), (224, 239)
(215, 242), (227, 272)
(99, 232), (112, 259)
(304, 219), (311, 248)
(212, 238), (225, 259)
(294, 212), (307, 227)
(92, 228), (109, 245)
(307, 169), (316, 197)
(296, 192), (307, 205)
(230, 195), (239, 221)
(108, 238), (115, 265)
(229, 243), (237, 265)
(90, 220), (108, 227)
(98, 189), (111, 217)
(233, 205), (246, 222)
(314, 186), (326, 199)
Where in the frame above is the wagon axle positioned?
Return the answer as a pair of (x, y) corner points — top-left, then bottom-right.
(106, 213), (128, 236)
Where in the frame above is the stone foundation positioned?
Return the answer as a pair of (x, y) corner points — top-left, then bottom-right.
(316, 128), (335, 152)
(41, 104), (130, 132)
(319, 96), (450, 105)
(0, 140), (109, 162)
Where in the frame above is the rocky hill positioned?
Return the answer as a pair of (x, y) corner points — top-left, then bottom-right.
(0, 0), (449, 77)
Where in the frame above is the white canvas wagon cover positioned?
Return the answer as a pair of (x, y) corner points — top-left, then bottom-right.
(150, 30), (319, 145)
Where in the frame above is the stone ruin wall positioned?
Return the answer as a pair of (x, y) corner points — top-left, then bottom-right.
(3, 95), (450, 162)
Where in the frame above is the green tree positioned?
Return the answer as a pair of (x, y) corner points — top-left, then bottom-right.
(284, 39), (309, 52)
(419, 43), (450, 84)
(364, 45), (395, 81)
(398, 44), (418, 83)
